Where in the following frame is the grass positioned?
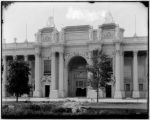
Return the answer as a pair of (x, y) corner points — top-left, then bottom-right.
(2, 101), (148, 119)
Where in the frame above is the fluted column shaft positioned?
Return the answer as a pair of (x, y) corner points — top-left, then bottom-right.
(2, 56), (7, 98)
(114, 50), (122, 98)
(59, 52), (64, 97)
(132, 51), (140, 98)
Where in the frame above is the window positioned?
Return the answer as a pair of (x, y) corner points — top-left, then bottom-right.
(125, 84), (130, 91)
(92, 50), (99, 57)
(44, 60), (51, 75)
(139, 84), (143, 91)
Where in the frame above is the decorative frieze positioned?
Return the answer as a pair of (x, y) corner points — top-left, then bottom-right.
(51, 46), (64, 53)
(102, 30), (115, 40)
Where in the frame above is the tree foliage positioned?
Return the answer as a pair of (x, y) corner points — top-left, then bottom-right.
(6, 60), (30, 102)
(87, 49), (113, 102)
(2, 1), (14, 9)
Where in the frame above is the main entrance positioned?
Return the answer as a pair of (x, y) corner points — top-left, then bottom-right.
(68, 56), (87, 97)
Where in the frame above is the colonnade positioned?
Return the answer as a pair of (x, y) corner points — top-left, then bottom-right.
(114, 50), (141, 98)
(2, 49), (146, 98)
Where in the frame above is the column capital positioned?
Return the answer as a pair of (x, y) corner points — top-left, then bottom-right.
(133, 50), (138, 55)
(115, 49), (121, 54)
(13, 55), (17, 60)
(59, 51), (64, 54)
(24, 55), (28, 61)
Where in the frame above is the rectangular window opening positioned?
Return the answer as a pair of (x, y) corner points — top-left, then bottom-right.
(44, 60), (51, 75)
(139, 84), (143, 91)
(125, 84), (130, 91)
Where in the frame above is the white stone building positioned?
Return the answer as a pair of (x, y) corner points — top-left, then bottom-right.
(2, 14), (148, 99)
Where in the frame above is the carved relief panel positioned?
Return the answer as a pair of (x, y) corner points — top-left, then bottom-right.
(102, 30), (115, 40)
(41, 33), (52, 42)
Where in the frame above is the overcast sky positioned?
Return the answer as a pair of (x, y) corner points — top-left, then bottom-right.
(2, 2), (148, 43)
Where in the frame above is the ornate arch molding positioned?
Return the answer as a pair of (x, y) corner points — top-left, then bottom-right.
(64, 51), (90, 67)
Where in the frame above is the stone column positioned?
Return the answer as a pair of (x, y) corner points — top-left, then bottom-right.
(114, 50), (122, 98)
(50, 52), (58, 98)
(2, 55), (7, 98)
(33, 52), (41, 97)
(132, 50), (140, 98)
(120, 52), (125, 98)
(51, 52), (56, 90)
(59, 52), (64, 97)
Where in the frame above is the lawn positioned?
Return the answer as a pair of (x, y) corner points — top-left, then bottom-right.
(2, 101), (148, 119)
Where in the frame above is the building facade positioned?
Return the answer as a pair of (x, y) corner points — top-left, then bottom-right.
(2, 15), (148, 99)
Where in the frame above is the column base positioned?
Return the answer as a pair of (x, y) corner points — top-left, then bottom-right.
(132, 91), (140, 98)
(114, 90), (122, 99)
(50, 90), (59, 98)
(121, 90), (125, 98)
(59, 90), (64, 98)
(33, 90), (41, 97)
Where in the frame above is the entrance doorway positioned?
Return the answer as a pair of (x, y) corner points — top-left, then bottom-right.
(76, 88), (86, 97)
(45, 85), (50, 97)
(106, 85), (111, 98)
(68, 56), (87, 97)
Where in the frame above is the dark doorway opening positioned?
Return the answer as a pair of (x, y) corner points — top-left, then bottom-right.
(106, 85), (111, 98)
(45, 85), (50, 97)
(76, 88), (86, 97)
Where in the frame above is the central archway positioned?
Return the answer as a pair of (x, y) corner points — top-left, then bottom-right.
(68, 56), (87, 97)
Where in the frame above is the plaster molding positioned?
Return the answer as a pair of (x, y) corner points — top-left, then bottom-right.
(41, 75), (51, 83)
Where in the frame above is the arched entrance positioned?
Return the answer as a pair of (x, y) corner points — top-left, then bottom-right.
(68, 56), (87, 97)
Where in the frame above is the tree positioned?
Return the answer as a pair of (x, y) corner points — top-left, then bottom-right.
(87, 49), (113, 103)
(2, 1), (14, 9)
(6, 59), (30, 102)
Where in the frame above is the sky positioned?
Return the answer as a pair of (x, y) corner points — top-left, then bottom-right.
(2, 2), (148, 43)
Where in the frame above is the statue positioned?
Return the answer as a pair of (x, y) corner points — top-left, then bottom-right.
(47, 16), (55, 27)
(104, 11), (114, 24)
